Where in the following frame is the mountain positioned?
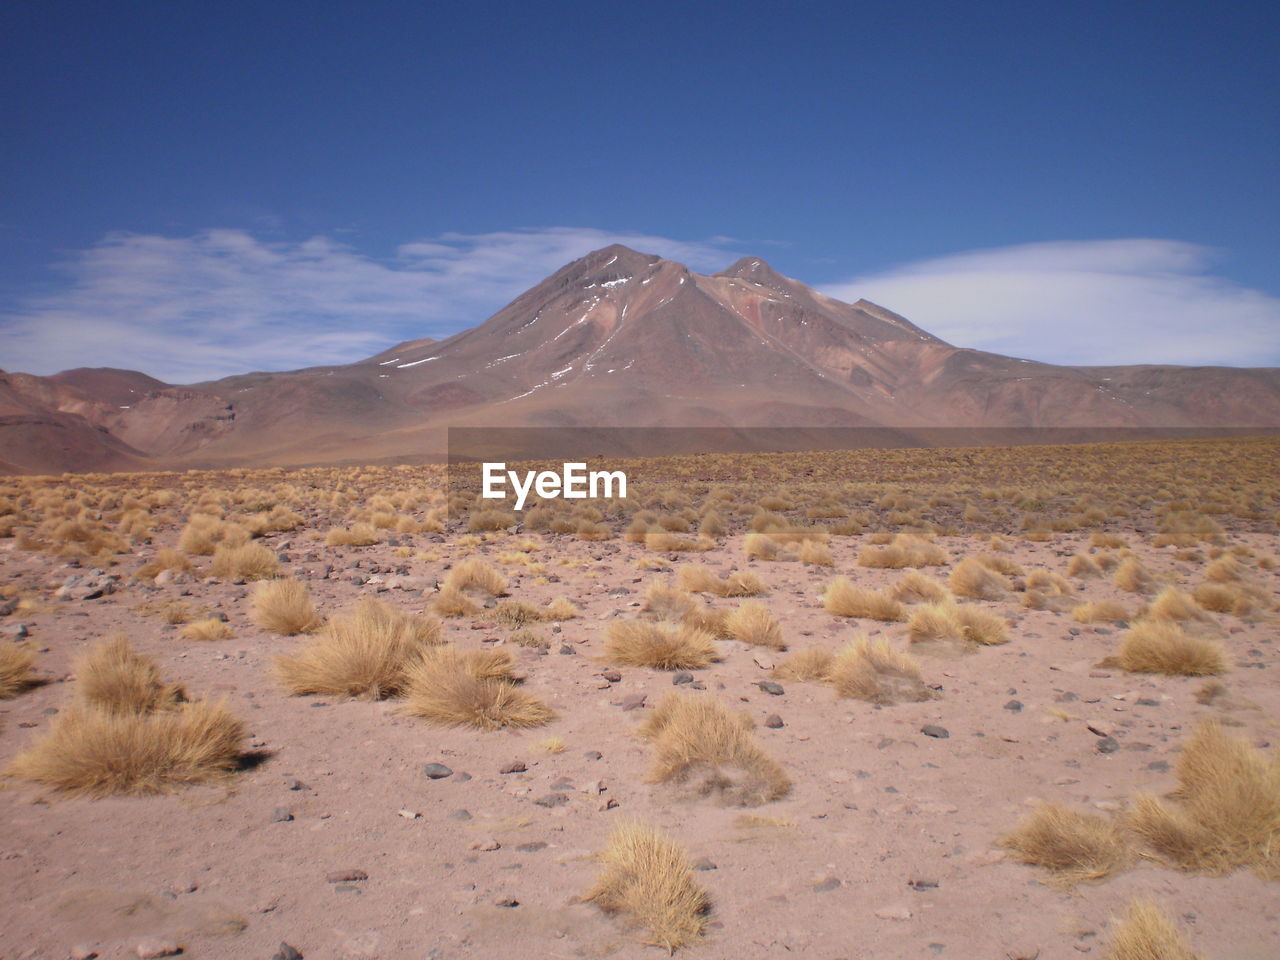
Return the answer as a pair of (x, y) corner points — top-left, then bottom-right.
(3, 244), (1279, 473)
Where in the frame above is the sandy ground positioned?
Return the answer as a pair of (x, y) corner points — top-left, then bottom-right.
(2, 525), (1278, 960)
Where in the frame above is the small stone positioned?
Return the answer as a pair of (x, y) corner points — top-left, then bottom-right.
(516, 841), (547, 852)
(272, 944), (303, 960)
(448, 809), (472, 821)
(1003, 700), (1023, 713)
(70, 946), (98, 960)
(422, 763), (453, 779)
(618, 693), (647, 711)
(601, 670), (622, 683)
(499, 761), (527, 774)
(584, 750), (603, 760)
(1146, 760), (1171, 773)
(286, 778), (309, 791)
(494, 897), (520, 908)
(469, 839), (500, 851)
(1096, 736), (1120, 754)
(135, 940), (182, 959)
(398, 809), (420, 819)
(535, 792), (570, 808)
(757, 680), (784, 696)
(325, 869), (368, 882)
(672, 671), (694, 685)
(813, 876), (842, 892)
(921, 725), (950, 739)
(874, 903), (913, 921)
(269, 807), (293, 823)
(558, 644), (575, 655)
(764, 714), (784, 728)
(692, 858), (717, 871)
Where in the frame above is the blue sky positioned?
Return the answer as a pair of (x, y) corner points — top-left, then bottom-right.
(2, 1), (1277, 381)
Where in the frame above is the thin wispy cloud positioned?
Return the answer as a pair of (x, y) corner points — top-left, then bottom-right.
(0, 227), (741, 383)
(822, 239), (1280, 367)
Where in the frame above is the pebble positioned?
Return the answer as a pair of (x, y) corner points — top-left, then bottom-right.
(618, 693), (647, 711)
(1003, 700), (1023, 712)
(535, 792), (570, 808)
(764, 714), (784, 728)
(494, 898), (520, 908)
(812, 876), (842, 892)
(600, 670), (622, 683)
(757, 680), (785, 696)
(135, 940), (182, 959)
(269, 807), (293, 823)
(422, 763), (453, 779)
(672, 671), (694, 685)
(874, 903), (913, 921)
(500, 761), (527, 774)
(921, 725), (950, 739)
(448, 809), (472, 821)
(584, 751), (604, 760)
(324, 869), (368, 882)
(1096, 736), (1121, 754)
(272, 945), (303, 960)
(69, 947), (98, 960)
(692, 858), (717, 871)
(470, 839), (501, 851)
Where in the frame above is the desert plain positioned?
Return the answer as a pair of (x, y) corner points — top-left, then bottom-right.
(1, 436), (1278, 960)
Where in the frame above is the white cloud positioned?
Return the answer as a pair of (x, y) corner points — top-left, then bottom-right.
(821, 239), (1280, 367)
(0, 227), (739, 383)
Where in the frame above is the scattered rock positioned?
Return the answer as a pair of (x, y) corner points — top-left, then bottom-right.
(535, 792), (570, 808)
(618, 693), (647, 711)
(921, 725), (950, 739)
(584, 751), (604, 760)
(600, 670), (622, 683)
(448, 809), (472, 821)
(70, 946), (98, 960)
(516, 841), (547, 852)
(757, 680), (785, 696)
(692, 858), (717, 871)
(812, 876), (842, 892)
(324, 869), (368, 883)
(422, 763), (453, 779)
(494, 897), (520, 908)
(1146, 760), (1171, 773)
(1096, 736), (1121, 754)
(499, 761), (527, 774)
(469, 839), (501, 852)
(272, 944), (303, 960)
(764, 714), (784, 728)
(135, 940), (182, 959)
(672, 671), (694, 685)
(1003, 700), (1023, 713)
(269, 807), (293, 823)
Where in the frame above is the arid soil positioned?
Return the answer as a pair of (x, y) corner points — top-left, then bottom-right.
(1, 444), (1278, 960)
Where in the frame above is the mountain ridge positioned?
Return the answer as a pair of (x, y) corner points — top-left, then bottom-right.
(3, 244), (1278, 473)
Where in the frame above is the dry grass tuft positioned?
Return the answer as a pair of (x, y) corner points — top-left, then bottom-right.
(134, 548), (193, 580)
(772, 647), (834, 682)
(890, 570), (949, 604)
(1114, 621), (1225, 676)
(1204, 554), (1245, 582)
(908, 602), (1008, 647)
(181, 618), (234, 642)
(606, 621), (718, 671)
(431, 585), (481, 618)
(582, 821), (710, 953)
(544, 596), (580, 620)
(1067, 553), (1102, 578)
(1147, 586), (1211, 624)
(1114, 557), (1156, 594)
(797, 540), (834, 566)
(0, 643), (38, 698)
(948, 557), (1010, 600)
(644, 582), (696, 621)
(638, 693), (790, 805)
(75, 636), (185, 715)
(858, 533), (946, 569)
(723, 601), (784, 649)
(251, 579), (321, 635)
(1001, 802), (1130, 886)
(1127, 720), (1280, 879)
(822, 578), (905, 621)
(325, 523), (378, 547)
(1072, 599), (1130, 623)
(275, 598), (442, 699)
(828, 637), (929, 704)
(1103, 899), (1203, 960)
(401, 646), (554, 730)
(442, 558), (507, 597)
(210, 542), (280, 581)
(6, 698), (244, 797)
(677, 566), (766, 597)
